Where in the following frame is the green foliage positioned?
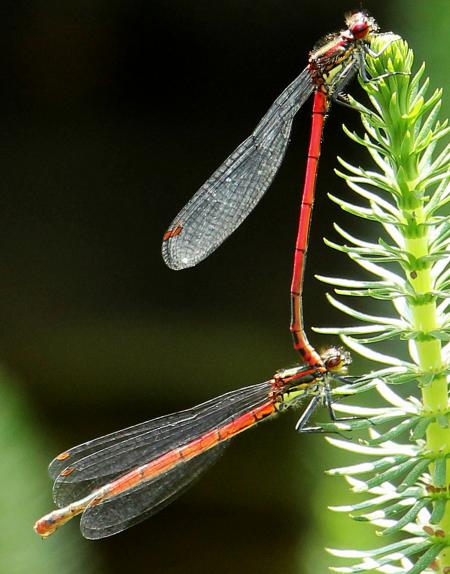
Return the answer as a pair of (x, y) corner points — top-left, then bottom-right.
(0, 370), (99, 574)
(315, 36), (450, 573)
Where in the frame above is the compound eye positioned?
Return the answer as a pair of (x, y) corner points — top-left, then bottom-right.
(324, 354), (342, 371)
(346, 12), (373, 40)
(350, 16), (371, 39)
(352, 23), (369, 39)
(321, 347), (351, 372)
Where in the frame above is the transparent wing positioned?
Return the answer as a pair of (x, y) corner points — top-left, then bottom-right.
(80, 445), (226, 539)
(162, 68), (314, 269)
(51, 380), (272, 507)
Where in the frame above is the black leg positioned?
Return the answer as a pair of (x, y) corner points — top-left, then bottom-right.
(296, 386), (364, 434)
(295, 395), (322, 432)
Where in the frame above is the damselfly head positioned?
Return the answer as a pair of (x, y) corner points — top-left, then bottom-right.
(321, 346), (352, 373)
(345, 11), (379, 41)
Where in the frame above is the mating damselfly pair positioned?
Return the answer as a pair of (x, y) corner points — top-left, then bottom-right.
(35, 11), (397, 539)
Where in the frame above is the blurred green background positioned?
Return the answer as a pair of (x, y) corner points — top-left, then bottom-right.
(1, 1), (448, 573)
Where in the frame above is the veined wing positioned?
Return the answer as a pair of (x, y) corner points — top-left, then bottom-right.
(80, 445), (226, 539)
(162, 68), (314, 270)
(51, 380), (273, 507)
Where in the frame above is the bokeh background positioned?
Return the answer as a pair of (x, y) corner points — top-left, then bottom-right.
(1, 1), (448, 573)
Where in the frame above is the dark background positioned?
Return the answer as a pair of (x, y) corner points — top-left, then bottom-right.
(1, 1), (448, 573)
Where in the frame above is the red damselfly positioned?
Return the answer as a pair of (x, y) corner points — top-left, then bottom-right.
(162, 12), (393, 367)
(35, 347), (350, 539)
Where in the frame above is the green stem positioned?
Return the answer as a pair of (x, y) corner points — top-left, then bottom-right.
(325, 36), (449, 574)
(405, 211), (449, 572)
